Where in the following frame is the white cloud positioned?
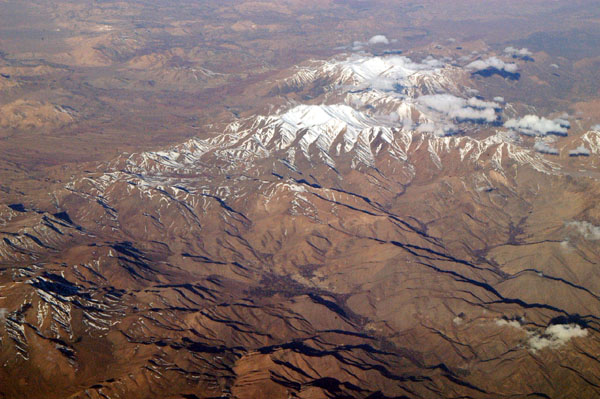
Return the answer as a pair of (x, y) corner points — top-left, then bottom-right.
(368, 35), (389, 45)
(554, 117), (570, 129)
(416, 122), (437, 133)
(416, 121), (457, 137)
(504, 46), (533, 59)
(529, 324), (588, 352)
(566, 220), (600, 240)
(352, 41), (365, 51)
(418, 94), (465, 114)
(466, 57), (519, 74)
(417, 94), (500, 123)
(451, 107), (497, 122)
(569, 145), (590, 157)
(495, 317), (588, 352)
(467, 97), (500, 109)
(493, 96), (505, 103)
(533, 141), (559, 155)
(592, 124), (600, 131)
(496, 318), (523, 329)
(504, 115), (568, 136)
(547, 324), (588, 341)
(420, 55), (443, 68)
(551, 63), (559, 69)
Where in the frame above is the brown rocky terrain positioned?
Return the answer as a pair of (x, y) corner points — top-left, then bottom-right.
(2, 1), (600, 398)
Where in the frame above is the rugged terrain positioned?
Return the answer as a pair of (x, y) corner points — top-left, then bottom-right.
(2, 1), (600, 398)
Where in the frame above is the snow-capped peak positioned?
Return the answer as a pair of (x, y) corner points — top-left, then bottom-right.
(278, 53), (459, 97)
(93, 50), (567, 199)
(339, 54), (444, 87)
(280, 104), (373, 130)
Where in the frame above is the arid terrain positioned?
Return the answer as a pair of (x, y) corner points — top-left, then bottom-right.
(2, 1), (600, 398)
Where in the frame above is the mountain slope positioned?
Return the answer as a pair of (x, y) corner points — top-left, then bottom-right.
(1, 52), (600, 399)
